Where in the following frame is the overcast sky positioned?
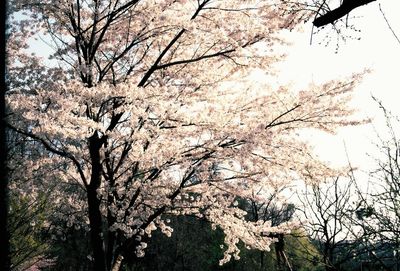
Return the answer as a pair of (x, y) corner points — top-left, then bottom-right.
(274, 0), (400, 172)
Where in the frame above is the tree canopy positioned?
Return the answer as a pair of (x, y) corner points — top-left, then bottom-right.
(5, 0), (367, 270)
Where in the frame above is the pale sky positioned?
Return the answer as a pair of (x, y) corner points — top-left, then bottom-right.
(274, 0), (400, 172)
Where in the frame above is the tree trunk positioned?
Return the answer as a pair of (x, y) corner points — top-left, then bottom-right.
(275, 234), (285, 271)
(325, 250), (336, 271)
(87, 134), (107, 271)
(106, 230), (117, 271)
(87, 186), (107, 271)
(0, 0), (10, 269)
(111, 254), (124, 271)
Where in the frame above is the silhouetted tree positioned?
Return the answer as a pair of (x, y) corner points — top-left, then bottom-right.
(353, 100), (400, 271)
(298, 176), (366, 271)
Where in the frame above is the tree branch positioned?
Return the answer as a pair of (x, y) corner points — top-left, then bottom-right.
(313, 0), (376, 28)
(6, 124), (89, 187)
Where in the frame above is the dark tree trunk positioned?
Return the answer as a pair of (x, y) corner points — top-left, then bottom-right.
(87, 134), (107, 271)
(260, 251), (264, 270)
(87, 186), (107, 271)
(0, 0), (10, 269)
(324, 246), (337, 271)
(106, 229), (117, 271)
(275, 234), (285, 270)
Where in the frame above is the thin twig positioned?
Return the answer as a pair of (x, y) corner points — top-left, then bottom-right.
(379, 4), (400, 45)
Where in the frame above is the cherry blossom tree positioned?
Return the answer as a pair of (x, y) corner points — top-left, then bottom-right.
(7, 0), (366, 270)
